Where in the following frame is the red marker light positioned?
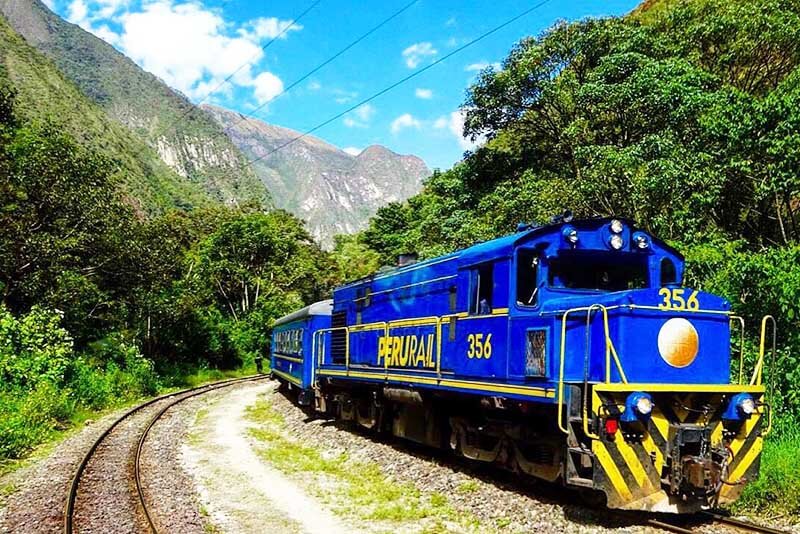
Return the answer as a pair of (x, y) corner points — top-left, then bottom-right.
(605, 418), (619, 436)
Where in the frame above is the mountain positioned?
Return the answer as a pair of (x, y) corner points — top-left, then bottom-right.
(0, 12), (222, 213)
(0, 0), (269, 208)
(203, 104), (429, 247)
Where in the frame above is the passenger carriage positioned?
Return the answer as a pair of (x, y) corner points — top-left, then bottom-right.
(270, 217), (774, 512)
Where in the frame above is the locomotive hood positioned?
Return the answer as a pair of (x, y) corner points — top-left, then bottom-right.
(545, 287), (733, 385)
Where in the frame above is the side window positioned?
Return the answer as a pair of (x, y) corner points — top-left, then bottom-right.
(661, 258), (677, 286)
(516, 249), (539, 306)
(470, 263), (493, 315)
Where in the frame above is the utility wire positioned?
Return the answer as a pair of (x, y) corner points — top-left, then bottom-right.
(138, 0), (322, 155)
(218, 0), (420, 138)
(242, 0), (552, 169)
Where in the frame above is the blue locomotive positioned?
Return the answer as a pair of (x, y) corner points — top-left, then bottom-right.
(270, 217), (772, 512)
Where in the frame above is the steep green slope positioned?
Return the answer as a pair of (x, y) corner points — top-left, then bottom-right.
(0, 13), (214, 213)
(0, 0), (269, 207)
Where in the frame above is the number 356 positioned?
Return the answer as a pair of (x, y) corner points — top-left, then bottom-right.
(658, 288), (700, 311)
(467, 333), (493, 358)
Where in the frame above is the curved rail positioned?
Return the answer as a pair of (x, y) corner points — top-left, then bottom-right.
(64, 375), (266, 534)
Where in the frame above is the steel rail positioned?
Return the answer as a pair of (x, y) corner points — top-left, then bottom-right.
(703, 511), (789, 534)
(135, 375), (267, 532)
(64, 375), (266, 534)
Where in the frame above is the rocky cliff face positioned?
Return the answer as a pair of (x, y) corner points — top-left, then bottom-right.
(0, 0), (269, 207)
(203, 105), (429, 247)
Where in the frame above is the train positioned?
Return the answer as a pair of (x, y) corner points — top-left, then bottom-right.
(269, 216), (773, 513)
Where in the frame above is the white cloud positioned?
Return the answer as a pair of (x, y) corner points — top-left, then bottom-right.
(307, 80), (321, 91)
(414, 88), (433, 99)
(41, 0), (55, 9)
(67, 0), (88, 24)
(402, 42), (437, 69)
(343, 104), (374, 128)
(390, 113), (422, 134)
(433, 116), (449, 129)
(444, 17), (457, 27)
(343, 147), (362, 156)
(252, 72), (283, 104)
(62, 0), (299, 106)
(465, 61), (501, 72)
(240, 17), (301, 40)
(446, 110), (483, 150)
(93, 24), (120, 44)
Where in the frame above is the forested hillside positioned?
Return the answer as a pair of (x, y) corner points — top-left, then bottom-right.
(0, 0), (270, 209)
(0, 14), (215, 213)
(0, 73), (334, 459)
(354, 0), (800, 514)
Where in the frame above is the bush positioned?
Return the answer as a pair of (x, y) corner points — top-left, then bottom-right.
(0, 383), (72, 459)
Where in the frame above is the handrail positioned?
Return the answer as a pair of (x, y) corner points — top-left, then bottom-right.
(754, 315), (777, 436)
(557, 305), (627, 435)
(752, 315), (775, 386)
(313, 326), (351, 374)
(729, 316), (745, 385)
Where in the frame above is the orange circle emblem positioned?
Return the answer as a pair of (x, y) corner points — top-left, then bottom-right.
(657, 318), (699, 368)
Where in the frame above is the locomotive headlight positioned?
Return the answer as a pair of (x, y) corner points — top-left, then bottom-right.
(723, 392), (757, 421)
(739, 396), (756, 415)
(610, 219), (624, 234)
(636, 396), (653, 415)
(632, 232), (649, 250)
(562, 225), (579, 245)
(621, 391), (653, 423)
(609, 234), (624, 250)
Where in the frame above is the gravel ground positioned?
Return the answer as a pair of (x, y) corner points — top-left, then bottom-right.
(181, 382), (349, 534)
(71, 399), (174, 534)
(0, 405), (139, 534)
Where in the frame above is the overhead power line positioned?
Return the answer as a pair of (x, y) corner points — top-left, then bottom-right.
(139, 0), (322, 155)
(218, 0), (420, 139)
(242, 0), (553, 169)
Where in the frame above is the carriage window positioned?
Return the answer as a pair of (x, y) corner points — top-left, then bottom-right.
(661, 258), (677, 285)
(470, 264), (493, 315)
(516, 250), (539, 306)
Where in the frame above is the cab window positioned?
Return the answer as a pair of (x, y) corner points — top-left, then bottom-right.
(548, 253), (648, 291)
(470, 263), (493, 315)
(516, 249), (539, 306)
(660, 258), (677, 285)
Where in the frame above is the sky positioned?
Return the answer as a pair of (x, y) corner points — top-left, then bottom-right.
(48, 0), (641, 170)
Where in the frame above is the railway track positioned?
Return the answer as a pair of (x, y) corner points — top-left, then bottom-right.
(64, 374), (267, 534)
(646, 510), (790, 533)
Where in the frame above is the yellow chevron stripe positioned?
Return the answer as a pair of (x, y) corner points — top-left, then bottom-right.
(651, 409), (670, 444)
(615, 439), (650, 489)
(641, 432), (664, 476)
(593, 441), (633, 501)
(710, 421), (723, 446)
(730, 414), (761, 457)
(595, 383), (765, 393)
(727, 437), (763, 486)
(273, 368), (301, 386)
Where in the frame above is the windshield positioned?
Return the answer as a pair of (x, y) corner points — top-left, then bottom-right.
(547, 253), (648, 291)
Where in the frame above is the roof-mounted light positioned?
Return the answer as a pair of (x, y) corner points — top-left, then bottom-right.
(609, 234), (624, 250)
(610, 219), (624, 234)
(632, 232), (650, 250)
(562, 225), (579, 246)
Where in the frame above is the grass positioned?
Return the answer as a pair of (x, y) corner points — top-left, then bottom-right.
(245, 399), (479, 530)
(735, 428), (800, 518)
